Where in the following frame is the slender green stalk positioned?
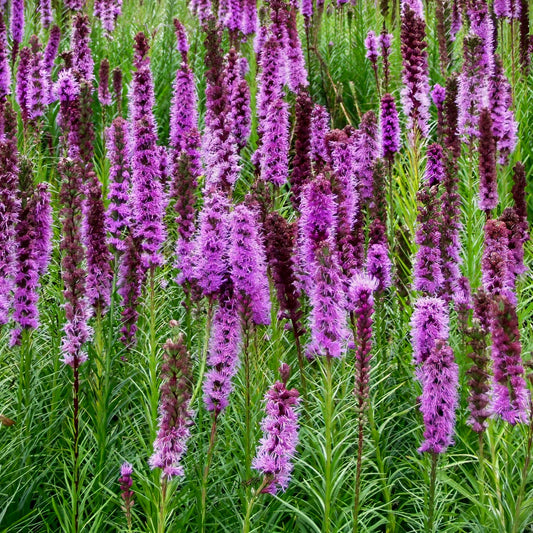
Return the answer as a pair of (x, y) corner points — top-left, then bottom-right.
(427, 453), (438, 532)
(200, 416), (218, 533)
(72, 363), (80, 533)
(353, 416), (364, 533)
(477, 432), (486, 520)
(190, 300), (214, 406)
(323, 357), (334, 533)
(242, 478), (269, 533)
(243, 316), (253, 485)
(149, 267), (159, 442)
(158, 479), (168, 533)
(512, 406), (533, 533)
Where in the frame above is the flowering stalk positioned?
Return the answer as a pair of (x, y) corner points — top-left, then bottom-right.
(119, 463), (134, 532)
(72, 15), (94, 82)
(347, 274), (377, 532)
(365, 30), (381, 96)
(10, 0), (24, 62)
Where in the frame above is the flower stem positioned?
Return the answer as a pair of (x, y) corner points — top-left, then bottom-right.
(158, 479), (168, 533)
(200, 415), (218, 533)
(427, 452), (438, 532)
(323, 357), (334, 533)
(190, 301), (214, 406)
(242, 478), (269, 533)
(73, 361), (80, 533)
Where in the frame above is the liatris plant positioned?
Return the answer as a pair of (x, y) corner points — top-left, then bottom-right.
(413, 144), (444, 296)
(130, 33), (166, 269)
(10, 0), (24, 60)
(310, 104), (330, 171)
(227, 56), (251, 152)
(379, 30), (393, 91)
(380, 93), (400, 163)
(150, 331), (193, 531)
(119, 462), (134, 531)
(418, 339), (459, 531)
(95, 0), (122, 35)
(431, 84), (446, 140)
(105, 117), (131, 253)
(0, 133), (19, 326)
(365, 30), (381, 94)
(290, 90), (313, 209)
(98, 59), (111, 106)
(347, 273), (378, 530)
(465, 290), (492, 434)
(478, 109), (498, 214)
(443, 75), (460, 160)
(27, 36), (49, 121)
(264, 212), (306, 393)
(0, 18), (10, 98)
(490, 295), (529, 425)
(58, 158), (91, 533)
(16, 46), (31, 124)
(354, 111), (379, 203)
(40, 0), (52, 28)
(488, 56), (517, 164)
(72, 14), (94, 82)
(83, 170), (112, 315)
(400, 0), (430, 143)
(11, 168), (52, 345)
(112, 67), (123, 115)
(118, 234), (143, 347)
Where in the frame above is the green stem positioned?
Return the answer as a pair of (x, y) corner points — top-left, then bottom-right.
(158, 479), (168, 533)
(427, 453), (438, 532)
(190, 301), (214, 406)
(243, 319), (253, 486)
(353, 417), (364, 533)
(200, 416), (218, 533)
(477, 433), (486, 520)
(149, 267), (159, 443)
(323, 357), (334, 533)
(242, 478), (269, 533)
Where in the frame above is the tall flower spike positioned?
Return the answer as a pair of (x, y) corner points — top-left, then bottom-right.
(252, 365), (300, 494)
(229, 203), (271, 325)
(379, 31), (393, 90)
(443, 75), (460, 160)
(457, 35), (489, 141)
(400, 0), (430, 142)
(285, 5), (308, 92)
(16, 47), (31, 123)
(194, 189), (230, 298)
(290, 90), (313, 209)
(58, 159), (92, 367)
(264, 212), (303, 333)
(488, 56), (517, 164)
(0, 18), (10, 98)
(40, 0), (52, 28)
(11, 169), (51, 345)
(228, 60), (251, 151)
(44, 25), (61, 76)
(466, 290), (492, 433)
(149, 333), (193, 480)
(365, 30), (381, 91)
(348, 274), (378, 414)
(353, 111), (379, 202)
(72, 14), (94, 82)
(98, 59), (111, 106)
(417, 340), (459, 453)
(105, 118), (131, 252)
(0, 130), (20, 326)
(28, 39), (49, 120)
(300, 176), (348, 359)
(413, 144), (444, 295)
(380, 93), (400, 162)
(83, 171), (112, 314)
(431, 84), (446, 139)
(259, 98), (289, 186)
(203, 290), (242, 414)
(118, 234), (142, 347)
(410, 296), (449, 365)
(10, 0), (24, 48)
(490, 295), (529, 424)
(119, 463), (134, 530)
(112, 67), (123, 114)
(130, 33), (166, 268)
(478, 108), (498, 213)
(310, 104), (330, 170)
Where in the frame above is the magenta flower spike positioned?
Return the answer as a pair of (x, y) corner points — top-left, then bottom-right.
(285, 6), (308, 92)
(149, 335), (193, 480)
(353, 111), (379, 203)
(119, 462), (134, 529)
(28, 41), (49, 120)
(40, 0), (52, 28)
(0, 135), (20, 326)
(129, 33), (166, 269)
(44, 25), (61, 76)
(194, 188), (230, 298)
(203, 291), (242, 414)
(478, 108), (498, 213)
(10, 0), (24, 47)
(252, 364), (300, 494)
(300, 176), (348, 359)
(380, 93), (400, 161)
(417, 340), (459, 453)
(16, 47), (31, 123)
(72, 14), (94, 82)
(229, 203), (271, 325)
(310, 104), (330, 169)
(410, 296), (449, 365)
(0, 18), (11, 98)
(58, 159), (92, 367)
(98, 59), (112, 106)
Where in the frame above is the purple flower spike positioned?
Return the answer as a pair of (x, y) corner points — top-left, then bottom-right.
(28, 42), (49, 120)
(40, 0), (52, 28)
(353, 111), (379, 202)
(58, 159), (92, 367)
(478, 108), (498, 213)
(0, 18), (11, 98)
(119, 462), (134, 529)
(44, 25), (61, 77)
(72, 15), (94, 82)
(410, 296), (449, 365)
(149, 334), (193, 480)
(380, 94), (400, 161)
(366, 243), (392, 292)
(10, 0), (24, 46)
(418, 340), (459, 454)
(203, 292), (242, 414)
(310, 104), (330, 169)
(194, 189), (230, 297)
(229, 203), (271, 325)
(286, 6), (308, 91)
(83, 171), (113, 314)
(490, 295), (529, 425)
(16, 47), (31, 122)
(252, 369), (300, 494)
(300, 176), (348, 359)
